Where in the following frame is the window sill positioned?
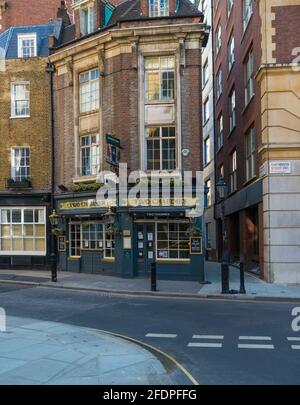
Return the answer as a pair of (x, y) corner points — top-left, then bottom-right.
(156, 259), (191, 264)
(79, 109), (99, 117)
(73, 176), (97, 183)
(101, 258), (115, 263)
(10, 115), (30, 119)
(68, 256), (80, 260)
(242, 94), (255, 115)
(144, 99), (175, 106)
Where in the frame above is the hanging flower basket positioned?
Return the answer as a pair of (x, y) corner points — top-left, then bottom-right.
(186, 224), (202, 238)
(51, 227), (65, 236)
(105, 223), (121, 236)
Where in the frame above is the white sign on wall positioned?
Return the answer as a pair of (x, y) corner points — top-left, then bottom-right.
(269, 161), (292, 174)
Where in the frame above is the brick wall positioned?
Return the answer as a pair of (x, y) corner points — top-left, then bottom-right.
(272, 5), (300, 63)
(0, 58), (52, 190)
(0, 0), (73, 32)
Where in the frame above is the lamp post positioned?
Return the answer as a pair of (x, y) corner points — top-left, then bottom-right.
(216, 177), (229, 293)
(49, 209), (59, 282)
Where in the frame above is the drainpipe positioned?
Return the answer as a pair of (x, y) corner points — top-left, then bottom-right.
(46, 61), (57, 282)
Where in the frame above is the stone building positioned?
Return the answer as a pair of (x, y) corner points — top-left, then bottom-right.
(0, 23), (58, 268)
(50, 0), (208, 280)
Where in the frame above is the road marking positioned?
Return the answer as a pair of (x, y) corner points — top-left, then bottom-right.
(192, 335), (224, 340)
(291, 345), (300, 350)
(287, 337), (300, 341)
(238, 344), (274, 349)
(145, 333), (177, 338)
(238, 336), (272, 341)
(188, 342), (223, 348)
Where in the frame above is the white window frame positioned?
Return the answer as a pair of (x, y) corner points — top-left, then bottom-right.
(205, 179), (212, 208)
(230, 149), (237, 193)
(229, 89), (236, 132)
(203, 98), (209, 124)
(216, 68), (222, 99)
(79, 133), (100, 177)
(11, 82), (30, 118)
(243, 0), (253, 31)
(202, 59), (208, 88)
(156, 221), (190, 261)
(227, 0), (234, 17)
(11, 147), (30, 181)
(228, 33), (235, 71)
(146, 126), (177, 171)
(216, 24), (222, 54)
(217, 114), (223, 150)
(149, 0), (169, 17)
(204, 137), (210, 166)
(0, 207), (46, 256)
(79, 68), (99, 113)
(145, 56), (175, 102)
(245, 49), (254, 105)
(17, 34), (37, 58)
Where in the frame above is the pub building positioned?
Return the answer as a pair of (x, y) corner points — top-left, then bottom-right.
(50, 0), (208, 281)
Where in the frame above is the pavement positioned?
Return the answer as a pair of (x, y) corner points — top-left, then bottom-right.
(0, 261), (299, 301)
(0, 316), (179, 385)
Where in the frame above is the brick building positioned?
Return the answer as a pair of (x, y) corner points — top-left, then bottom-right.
(0, 0), (72, 32)
(50, 0), (208, 280)
(212, 0), (300, 284)
(0, 23), (62, 268)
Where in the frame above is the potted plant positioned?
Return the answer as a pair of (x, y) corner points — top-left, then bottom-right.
(51, 227), (65, 236)
(7, 177), (32, 189)
(186, 224), (202, 238)
(105, 223), (121, 236)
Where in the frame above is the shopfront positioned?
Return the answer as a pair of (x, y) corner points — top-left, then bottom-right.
(55, 193), (204, 281)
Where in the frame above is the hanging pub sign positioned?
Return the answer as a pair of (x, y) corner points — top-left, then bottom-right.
(57, 236), (66, 252)
(106, 134), (122, 169)
(189, 237), (202, 255)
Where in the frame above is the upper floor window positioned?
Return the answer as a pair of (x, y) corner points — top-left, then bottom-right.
(80, 6), (94, 35)
(203, 97), (209, 124)
(145, 56), (175, 102)
(205, 222), (212, 249)
(230, 149), (237, 193)
(204, 137), (211, 166)
(228, 32), (235, 71)
(201, 0), (207, 13)
(11, 82), (30, 118)
(146, 126), (176, 171)
(79, 69), (99, 113)
(217, 113), (223, 150)
(149, 0), (169, 17)
(80, 134), (99, 177)
(245, 49), (254, 105)
(227, 0), (233, 16)
(216, 24), (222, 54)
(204, 179), (211, 208)
(11, 147), (30, 181)
(229, 89), (236, 132)
(18, 34), (36, 58)
(246, 124), (256, 181)
(243, 0), (253, 31)
(216, 67), (222, 99)
(202, 59), (208, 88)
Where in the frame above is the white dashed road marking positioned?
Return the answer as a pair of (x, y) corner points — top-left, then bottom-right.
(238, 336), (272, 341)
(287, 337), (300, 350)
(145, 333), (177, 338)
(188, 342), (223, 348)
(192, 335), (224, 340)
(238, 344), (274, 349)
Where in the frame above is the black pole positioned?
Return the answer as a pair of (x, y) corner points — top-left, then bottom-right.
(47, 61), (57, 282)
(150, 261), (157, 292)
(221, 199), (229, 293)
(239, 261), (246, 294)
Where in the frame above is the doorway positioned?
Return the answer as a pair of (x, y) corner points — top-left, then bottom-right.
(135, 223), (155, 276)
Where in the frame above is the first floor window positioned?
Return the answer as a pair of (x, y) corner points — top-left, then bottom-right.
(11, 147), (30, 181)
(156, 222), (189, 260)
(11, 82), (30, 117)
(230, 149), (237, 193)
(146, 126), (176, 171)
(246, 125), (256, 180)
(80, 134), (99, 176)
(79, 69), (99, 113)
(0, 207), (46, 255)
(145, 56), (175, 101)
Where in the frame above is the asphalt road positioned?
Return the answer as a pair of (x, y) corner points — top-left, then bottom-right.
(0, 283), (299, 385)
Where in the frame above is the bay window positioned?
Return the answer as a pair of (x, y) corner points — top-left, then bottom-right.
(145, 56), (175, 102)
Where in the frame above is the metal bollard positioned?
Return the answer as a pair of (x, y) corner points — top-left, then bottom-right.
(151, 261), (157, 292)
(221, 263), (229, 294)
(239, 262), (246, 294)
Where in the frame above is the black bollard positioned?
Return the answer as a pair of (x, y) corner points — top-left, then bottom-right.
(221, 263), (229, 294)
(239, 262), (246, 294)
(151, 261), (157, 292)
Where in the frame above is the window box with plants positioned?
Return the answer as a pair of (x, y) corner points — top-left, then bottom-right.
(6, 177), (32, 189)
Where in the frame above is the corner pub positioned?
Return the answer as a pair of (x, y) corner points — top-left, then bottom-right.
(50, 0), (208, 281)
